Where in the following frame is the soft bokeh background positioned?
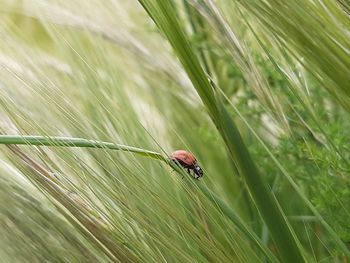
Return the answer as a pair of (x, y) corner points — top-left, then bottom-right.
(0, 0), (349, 262)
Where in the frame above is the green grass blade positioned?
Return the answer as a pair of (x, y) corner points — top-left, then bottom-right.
(0, 135), (164, 160)
(137, 1), (305, 262)
(1, 133), (278, 261)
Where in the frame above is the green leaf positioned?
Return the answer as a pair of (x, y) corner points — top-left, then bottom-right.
(137, 1), (305, 262)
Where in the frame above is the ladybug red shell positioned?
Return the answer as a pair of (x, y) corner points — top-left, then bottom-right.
(170, 150), (203, 179)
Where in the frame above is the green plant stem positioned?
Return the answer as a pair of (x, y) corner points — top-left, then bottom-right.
(0, 134), (278, 262)
(137, 1), (305, 262)
(0, 135), (164, 160)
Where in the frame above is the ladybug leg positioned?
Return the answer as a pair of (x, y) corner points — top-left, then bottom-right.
(187, 168), (191, 174)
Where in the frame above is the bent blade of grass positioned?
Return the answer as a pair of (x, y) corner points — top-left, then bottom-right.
(0, 133), (278, 261)
(137, 1), (305, 262)
(0, 135), (164, 160)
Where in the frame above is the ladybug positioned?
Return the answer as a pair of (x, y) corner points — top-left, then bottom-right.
(170, 150), (203, 179)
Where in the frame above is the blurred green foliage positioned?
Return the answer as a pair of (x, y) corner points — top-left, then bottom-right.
(0, 0), (349, 262)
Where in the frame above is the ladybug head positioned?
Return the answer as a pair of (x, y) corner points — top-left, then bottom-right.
(193, 164), (203, 179)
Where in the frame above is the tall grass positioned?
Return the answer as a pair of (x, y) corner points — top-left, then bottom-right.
(0, 0), (349, 262)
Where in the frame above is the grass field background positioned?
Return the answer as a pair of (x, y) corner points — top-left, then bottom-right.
(0, 1), (349, 262)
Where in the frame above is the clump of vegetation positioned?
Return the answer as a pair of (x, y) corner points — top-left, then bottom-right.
(0, 0), (349, 262)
